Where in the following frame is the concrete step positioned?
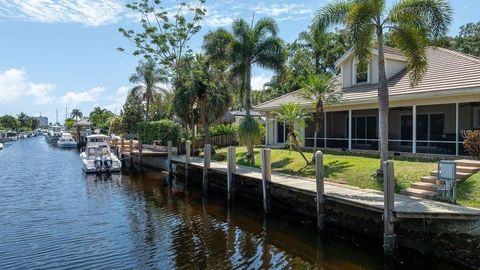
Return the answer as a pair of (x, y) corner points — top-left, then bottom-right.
(456, 165), (480, 174)
(421, 176), (437, 184)
(455, 159), (480, 168)
(400, 188), (437, 199)
(430, 170), (471, 180)
(411, 182), (438, 192)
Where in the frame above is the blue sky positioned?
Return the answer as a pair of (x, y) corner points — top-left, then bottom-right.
(0, 0), (478, 123)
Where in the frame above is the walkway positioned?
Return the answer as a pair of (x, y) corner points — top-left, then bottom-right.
(172, 156), (480, 220)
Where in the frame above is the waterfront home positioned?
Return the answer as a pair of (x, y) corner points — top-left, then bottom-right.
(255, 47), (480, 156)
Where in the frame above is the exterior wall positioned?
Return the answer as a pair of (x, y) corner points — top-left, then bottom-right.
(341, 54), (406, 87)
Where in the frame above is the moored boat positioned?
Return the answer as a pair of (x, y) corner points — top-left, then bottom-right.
(57, 133), (78, 148)
(80, 134), (121, 173)
(0, 142), (3, 150)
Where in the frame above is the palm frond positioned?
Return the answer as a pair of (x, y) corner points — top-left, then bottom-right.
(390, 26), (428, 87)
(313, 0), (352, 31)
(253, 17), (278, 41)
(253, 36), (285, 72)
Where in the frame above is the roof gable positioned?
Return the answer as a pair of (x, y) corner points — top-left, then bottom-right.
(334, 46), (406, 67)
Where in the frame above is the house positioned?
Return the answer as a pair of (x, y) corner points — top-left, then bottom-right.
(230, 110), (264, 125)
(255, 46), (480, 156)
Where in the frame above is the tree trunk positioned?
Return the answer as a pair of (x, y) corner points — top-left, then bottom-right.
(245, 63), (255, 165)
(377, 27), (389, 175)
(311, 100), (324, 163)
(199, 97), (210, 145)
(315, 52), (321, 74)
(289, 130), (309, 165)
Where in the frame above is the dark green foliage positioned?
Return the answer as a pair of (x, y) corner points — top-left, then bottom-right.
(122, 88), (144, 134)
(238, 116), (262, 146)
(209, 124), (238, 137)
(137, 119), (182, 145)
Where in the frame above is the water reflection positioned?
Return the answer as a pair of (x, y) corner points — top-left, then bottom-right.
(0, 137), (465, 269)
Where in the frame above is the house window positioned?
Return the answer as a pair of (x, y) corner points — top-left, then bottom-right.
(353, 59), (369, 84)
(474, 107), (480, 128)
(352, 116), (377, 142)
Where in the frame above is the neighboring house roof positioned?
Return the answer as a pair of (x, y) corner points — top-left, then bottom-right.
(255, 47), (480, 111)
(230, 110), (263, 116)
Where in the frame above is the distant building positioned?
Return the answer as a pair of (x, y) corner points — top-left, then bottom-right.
(35, 116), (48, 128)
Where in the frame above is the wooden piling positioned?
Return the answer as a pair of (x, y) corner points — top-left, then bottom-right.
(185, 140), (191, 185)
(167, 141), (173, 185)
(383, 160), (396, 256)
(203, 144), (211, 195)
(315, 151), (325, 233)
(129, 139), (133, 169)
(261, 148), (271, 214)
(227, 146), (236, 203)
(138, 141), (143, 170)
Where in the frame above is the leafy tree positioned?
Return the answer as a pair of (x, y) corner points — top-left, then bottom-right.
(118, 0), (206, 80)
(0, 115), (19, 130)
(230, 17), (285, 164)
(107, 116), (126, 135)
(122, 88), (144, 134)
(183, 54), (232, 144)
(130, 60), (168, 121)
(70, 109), (83, 121)
(89, 107), (113, 130)
(275, 103), (310, 165)
(298, 74), (341, 162)
(64, 118), (76, 129)
(17, 112), (28, 128)
(453, 21), (480, 56)
(314, 0), (452, 173)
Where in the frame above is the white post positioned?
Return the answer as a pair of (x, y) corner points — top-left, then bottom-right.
(315, 151), (325, 233)
(324, 112), (327, 148)
(455, 102), (459, 156)
(261, 148), (272, 214)
(227, 146), (236, 203)
(383, 160), (396, 256)
(413, 105), (417, 154)
(203, 144), (211, 195)
(348, 109), (352, 150)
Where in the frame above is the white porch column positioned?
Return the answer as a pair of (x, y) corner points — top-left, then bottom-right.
(456, 102), (459, 156)
(348, 109), (352, 150)
(324, 112), (327, 148)
(412, 105), (417, 154)
(264, 114), (269, 145)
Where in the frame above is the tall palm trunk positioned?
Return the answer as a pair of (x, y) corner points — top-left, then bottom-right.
(311, 100), (324, 163)
(245, 63), (255, 165)
(199, 96), (210, 145)
(376, 26), (389, 174)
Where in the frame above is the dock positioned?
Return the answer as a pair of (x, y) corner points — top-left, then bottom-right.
(172, 156), (480, 220)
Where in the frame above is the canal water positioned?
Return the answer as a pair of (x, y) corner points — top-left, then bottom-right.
(0, 137), (466, 269)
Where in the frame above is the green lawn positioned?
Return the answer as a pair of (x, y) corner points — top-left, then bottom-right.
(212, 147), (436, 192)
(457, 173), (480, 208)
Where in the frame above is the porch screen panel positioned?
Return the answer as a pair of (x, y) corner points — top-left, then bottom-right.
(351, 109), (378, 150)
(277, 121), (285, 144)
(326, 111), (348, 149)
(416, 104), (456, 155)
(458, 102), (479, 155)
(304, 117), (325, 148)
(389, 107), (412, 152)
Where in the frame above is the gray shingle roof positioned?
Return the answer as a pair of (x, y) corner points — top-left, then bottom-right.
(255, 47), (480, 111)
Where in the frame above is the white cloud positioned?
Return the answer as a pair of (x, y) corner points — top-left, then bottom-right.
(104, 85), (130, 112)
(0, 0), (126, 26)
(0, 68), (56, 104)
(60, 86), (105, 105)
(251, 74), (271, 90)
(250, 3), (313, 19)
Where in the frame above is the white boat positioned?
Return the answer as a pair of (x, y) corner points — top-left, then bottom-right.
(0, 143), (3, 150)
(57, 133), (77, 148)
(80, 134), (121, 173)
(46, 126), (62, 143)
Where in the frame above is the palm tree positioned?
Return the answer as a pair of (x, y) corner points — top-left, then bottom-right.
(298, 74), (341, 162)
(313, 0), (452, 173)
(130, 60), (168, 121)
(70, 109), (83, 121)
(276, 103), (310, 165)
(230, 17), (285, 164)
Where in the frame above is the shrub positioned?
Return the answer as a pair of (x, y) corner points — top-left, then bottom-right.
(137, 119), (181, 145)
(209, 123), (238, 137)
(238, 115), (262, 146)
(462, 130), (480, 158)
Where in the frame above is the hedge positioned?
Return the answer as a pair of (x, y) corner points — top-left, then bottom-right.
(208, 123), (238, 137)
(137, 119), (182, 145)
